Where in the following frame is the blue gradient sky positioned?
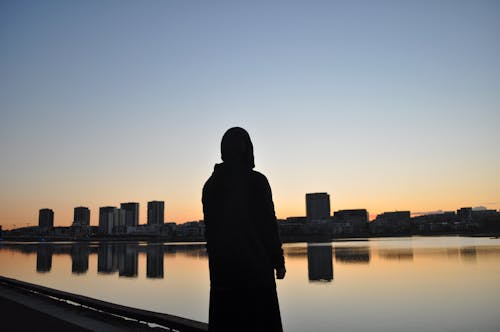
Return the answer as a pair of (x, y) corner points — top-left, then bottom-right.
(1, 0), (499, 228)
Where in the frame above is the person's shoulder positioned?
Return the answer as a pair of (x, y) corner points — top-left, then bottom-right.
(250, 170), (270, 185)
(202, 166), (218, 193)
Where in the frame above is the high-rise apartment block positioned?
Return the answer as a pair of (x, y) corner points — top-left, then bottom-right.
(39, 208), (54, 229)
(147, 201), (165, 225)
(73, 206), (90, 226)
(120, 202), (139, 227)
(306, 193), (331, 221)
(99, 207), (115, 234)
(99, 206), (126, 234)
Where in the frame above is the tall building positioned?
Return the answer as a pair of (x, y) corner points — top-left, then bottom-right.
(112, 208), (127, 233)
(73, 206), (90, 226)
(99, 207), (115, 234)
(306, 193), (331, 221)
(39, 208), (54, 229)
(99, 206), (125, 234)
(120, 202), (139, 227)
(148, 201), (165, 225)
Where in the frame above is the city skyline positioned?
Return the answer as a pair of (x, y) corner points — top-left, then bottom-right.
(3, 195), (496, 231)
(1, 1), (499, 230)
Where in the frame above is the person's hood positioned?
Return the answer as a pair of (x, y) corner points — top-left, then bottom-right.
(220, 127), (255, 170)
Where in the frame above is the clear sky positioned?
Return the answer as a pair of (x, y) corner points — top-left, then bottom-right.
(1, 0), (499, 229)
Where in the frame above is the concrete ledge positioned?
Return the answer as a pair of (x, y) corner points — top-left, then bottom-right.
(0, 275), (208, 332)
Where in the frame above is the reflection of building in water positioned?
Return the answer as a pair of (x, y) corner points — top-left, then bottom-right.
(162, 244), (207, 257)
(378, 248), (414, 261)
(307, 244), (333, 282)
(460, 246), (477, 262)
(118, 243), (138, 277)
(36, 244), (53, 272)
(334, 246), (371, 264)
(284, 246), (308, 258)
(446, 248), (460, 259)
(147, 244), (164, 278)
(71, 243), (89, 274)
(98, 243), (117, 274)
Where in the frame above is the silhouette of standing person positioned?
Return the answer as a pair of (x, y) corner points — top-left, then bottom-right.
(202, 127), (286, 332)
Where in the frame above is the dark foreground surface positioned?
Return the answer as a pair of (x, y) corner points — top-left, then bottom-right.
(0, 276), (207, 332)
(0, 283), (158, 331)
(0, 295), (92, 332)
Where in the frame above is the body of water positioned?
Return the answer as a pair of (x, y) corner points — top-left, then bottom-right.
(0, 236), (499, 331)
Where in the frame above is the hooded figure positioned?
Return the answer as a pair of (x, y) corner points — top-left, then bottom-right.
(202, 127), (285, 332)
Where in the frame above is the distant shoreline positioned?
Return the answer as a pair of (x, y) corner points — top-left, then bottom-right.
(2, 232), (499, 243)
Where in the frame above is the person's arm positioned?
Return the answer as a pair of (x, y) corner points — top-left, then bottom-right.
(259, 175), (286, 278)
(202, 179), (211, 253)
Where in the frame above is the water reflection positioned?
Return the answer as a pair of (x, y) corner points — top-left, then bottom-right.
(25, 242), (207, 279)
(71, 243), (89, 274)
(460, 246), (477, 262)
(378, 248), (414, 261)
(446, 248), (459, 258)
(284, 246), (307, 258)
(334, 246), (370, 264)
(36, 243), (53, 273)
(117, 243), (138, 277)
(147, 243), (164, 279)
(0, 241), (495, 283)
(307, 244), (333, 282)
(413, 246), (481, 261)
(2, 237), (500, 332)
(98, 242), (117, 274)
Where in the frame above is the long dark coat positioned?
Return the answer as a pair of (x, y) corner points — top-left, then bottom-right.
(202, 129), (285, 331)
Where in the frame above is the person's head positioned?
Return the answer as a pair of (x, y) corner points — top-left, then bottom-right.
(221, 127), (255, 169)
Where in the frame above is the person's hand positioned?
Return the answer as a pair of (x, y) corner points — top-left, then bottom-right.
(276, 267), (286, 280)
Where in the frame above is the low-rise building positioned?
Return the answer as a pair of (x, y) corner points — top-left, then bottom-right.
(332, 209), (369, 234)
(176, 221), (205, 240)
(370, 211), (410, 234)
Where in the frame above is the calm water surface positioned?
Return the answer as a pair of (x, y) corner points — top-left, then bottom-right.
(1, 236), (499, 332)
